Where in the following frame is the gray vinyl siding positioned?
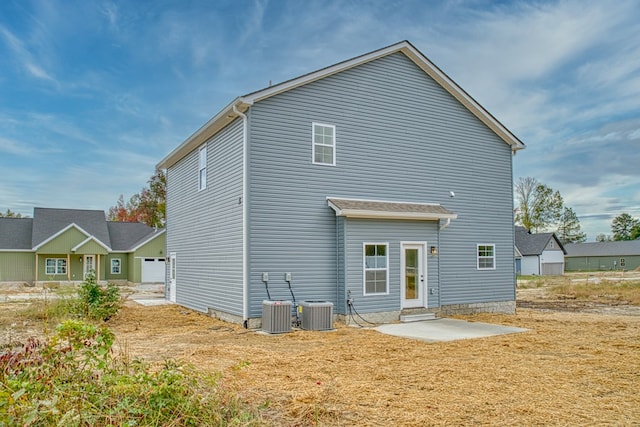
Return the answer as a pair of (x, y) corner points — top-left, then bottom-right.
(166, 118), (244, 314)
(344, 219), (439, 313)
(247, 52), (515, 317)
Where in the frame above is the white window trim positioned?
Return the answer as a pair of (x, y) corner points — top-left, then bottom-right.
(198, 145), (207, 191)
(312, 122), (336, 166)
(362, 242), (389, 295)
(45, 258), (67, 275)
(477, 244), (496, 270)
(111, 258), (121, 274)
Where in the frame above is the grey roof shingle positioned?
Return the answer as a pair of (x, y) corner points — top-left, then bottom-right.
(107, 222), (158, 251)
(515, 226), (565, 256)
(564, 241), (640, 257)
(32, 208), (111, 249)
(0, 218), (33, 250)
(327, 198), (456, 219)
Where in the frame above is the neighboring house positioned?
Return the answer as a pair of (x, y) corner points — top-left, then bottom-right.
(157, 40), (526, 327)
(565, 241), (640, 271)
(0, 208), (165, 285)
(514, 226), (566, 275)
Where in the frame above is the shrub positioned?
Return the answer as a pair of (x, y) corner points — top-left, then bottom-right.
(0, 320), (259, 426)
(75, 272), (122, 321)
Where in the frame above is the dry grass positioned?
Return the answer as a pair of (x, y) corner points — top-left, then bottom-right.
(2, 276), (640, 426)
(103, 303), (640, 426)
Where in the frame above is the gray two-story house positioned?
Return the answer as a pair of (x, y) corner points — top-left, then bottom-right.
(157, 40), (525, 327)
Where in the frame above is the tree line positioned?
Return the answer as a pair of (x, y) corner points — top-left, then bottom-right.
(514, 176), (640, 243)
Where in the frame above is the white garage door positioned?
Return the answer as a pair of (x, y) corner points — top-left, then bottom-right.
(541, 262), (564, 276)
(141, 258), (165, 283)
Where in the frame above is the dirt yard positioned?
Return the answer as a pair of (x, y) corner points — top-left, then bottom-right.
(2, 275), (640, 426)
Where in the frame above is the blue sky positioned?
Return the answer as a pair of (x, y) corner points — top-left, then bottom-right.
(1, 0), (639, 240)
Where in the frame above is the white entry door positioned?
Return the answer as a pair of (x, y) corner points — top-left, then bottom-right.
(84, 255), (95, 279)
(168, 253), (177, 302)
(401, 243), (426, 308)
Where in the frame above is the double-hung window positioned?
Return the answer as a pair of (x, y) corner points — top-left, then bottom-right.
(111, 258), (121, 274)
(477, 244), (496, 270)
(198, 145), (207, 191)
(45, 258), (67, 275)
(312, 123), (336, 166)
(363, 243), (388, 294)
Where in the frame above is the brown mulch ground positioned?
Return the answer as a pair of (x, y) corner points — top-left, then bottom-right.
(103, 302), (640, 426)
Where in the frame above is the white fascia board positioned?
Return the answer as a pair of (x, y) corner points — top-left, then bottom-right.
(333, 209), (457, 221)
(156, 98), (252, 170)
(0, 249), (34, 252)
(71, 235), (112, 253)
(130, 229), (166, 252)
(33, 223), (90, 251)
(399, 44), (525, 151)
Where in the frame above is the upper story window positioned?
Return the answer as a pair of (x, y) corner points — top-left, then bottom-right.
(477, 244), (496, 270)
(312, 123), (336, 166)
(198, 145), (207, 191)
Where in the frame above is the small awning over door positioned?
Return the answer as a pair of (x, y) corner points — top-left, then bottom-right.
(327, 197), (457, 221)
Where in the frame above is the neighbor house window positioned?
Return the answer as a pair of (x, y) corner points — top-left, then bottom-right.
(45, 258), (67, 275)
(111, 258), (121, 274)
(363, 243), (388, 294)
(477, 244), (496, 270)
(620, 258), (626, 267)
(198, 145), (207, 190)
(312, 123), (336, 166)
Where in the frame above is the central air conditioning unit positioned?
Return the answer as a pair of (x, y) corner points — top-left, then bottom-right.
(300, 301), (334, 331)
(262, 300), (292, 334)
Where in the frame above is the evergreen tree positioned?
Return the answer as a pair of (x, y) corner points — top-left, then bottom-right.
(611, 213), (640, 241)
(556, 207), (586, 244)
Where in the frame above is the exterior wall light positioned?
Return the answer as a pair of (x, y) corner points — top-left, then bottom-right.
(430, 246), (438, 256)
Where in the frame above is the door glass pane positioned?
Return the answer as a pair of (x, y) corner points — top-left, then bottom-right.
(405, 249), (418, 300)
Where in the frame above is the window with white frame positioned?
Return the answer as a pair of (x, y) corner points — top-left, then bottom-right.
(45, 258), (67, 275)
(477, 244), (496, 270)
(198, 145), (207, 190)
(312, 123), (335, 166)
(363, 243), (388, 294)
(111, 258), (121, 274)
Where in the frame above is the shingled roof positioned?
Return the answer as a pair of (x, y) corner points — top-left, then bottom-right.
(515, 226), (566, 256)
(108, 222), (164, 251)
(32, 208), (112, 249)
(0, 217), (33, 250)
(327, 198), (457, 221)
(564, 240), (640, 257)
(0, 208), (161, 252)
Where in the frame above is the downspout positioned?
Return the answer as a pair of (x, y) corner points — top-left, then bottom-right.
(233, 104), (249, 326)
(439, 217), (451, 231)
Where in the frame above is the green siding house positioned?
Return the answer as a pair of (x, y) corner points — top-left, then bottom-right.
(564, 241), (640, 271)
(0, 208), (165, 285)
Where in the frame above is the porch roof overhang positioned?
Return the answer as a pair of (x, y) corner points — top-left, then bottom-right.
(327, 197), (457, 221)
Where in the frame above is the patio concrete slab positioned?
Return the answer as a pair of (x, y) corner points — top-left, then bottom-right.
(376, 318), (528, 342)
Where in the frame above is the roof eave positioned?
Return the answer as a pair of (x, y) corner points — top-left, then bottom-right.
(156, 98), (251, 170)
(130, 229), (166, 252)
(158, 40), (525, 170)
(330, 208), (458, 221)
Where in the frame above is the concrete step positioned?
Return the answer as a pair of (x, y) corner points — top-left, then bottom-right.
(400, 312), (437, 323)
